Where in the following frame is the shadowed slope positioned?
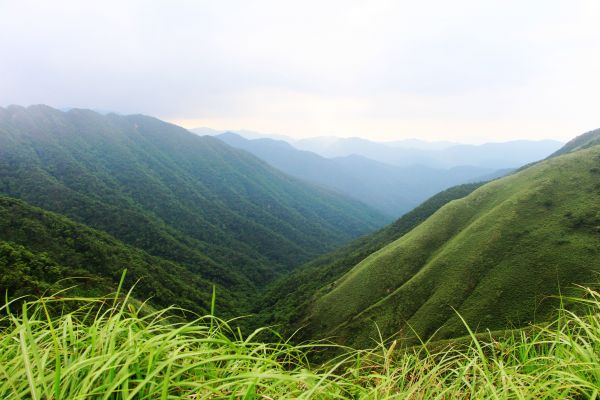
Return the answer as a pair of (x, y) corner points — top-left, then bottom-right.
(0, 195), (235, 314)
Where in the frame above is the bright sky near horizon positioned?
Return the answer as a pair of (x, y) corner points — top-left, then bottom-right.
(1, 0), (599, 143)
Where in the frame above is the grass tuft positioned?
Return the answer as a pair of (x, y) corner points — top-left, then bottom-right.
(1, 288), (599, 399)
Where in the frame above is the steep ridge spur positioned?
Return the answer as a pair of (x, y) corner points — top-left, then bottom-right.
(304, 131), (600, 347)
(258, 182), (485, 330)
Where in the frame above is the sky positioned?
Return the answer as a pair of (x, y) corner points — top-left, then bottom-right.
(0, 0), (599, 143)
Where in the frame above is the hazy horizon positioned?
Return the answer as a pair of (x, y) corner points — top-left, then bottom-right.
(0, 103), (569, 145)
(189, 125), (566, 145)
(1, 1), (599, 142)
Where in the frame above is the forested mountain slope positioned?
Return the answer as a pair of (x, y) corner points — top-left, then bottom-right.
(0, 195), (229, 314)
(218, 132), (502, 216)
(299, 133), (600, 347)
(0, 105), (386, 312)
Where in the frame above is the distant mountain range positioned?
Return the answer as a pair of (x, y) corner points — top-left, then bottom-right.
(190, 127), (294, 142)
(293, 136), (563, 169)
(216, 132), (509, 216)
(190, 127), (461, 151)
(192, 127), (563, 169)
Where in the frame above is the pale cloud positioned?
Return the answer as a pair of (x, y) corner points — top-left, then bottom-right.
(0, 0), (599, 142)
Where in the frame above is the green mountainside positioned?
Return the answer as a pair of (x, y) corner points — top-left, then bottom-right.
(258, 182), (485, 328)
(549, 127), (600, 157)
(0, 105), (386, 315)
(0, 195), (234, 314)
(294, 135), (600, 347)
(0, 240), (112, 301)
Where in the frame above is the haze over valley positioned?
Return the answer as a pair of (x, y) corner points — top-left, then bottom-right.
(212, 130), (561, 216)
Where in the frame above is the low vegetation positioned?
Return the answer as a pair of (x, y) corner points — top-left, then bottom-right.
(1, 285), (599, 399)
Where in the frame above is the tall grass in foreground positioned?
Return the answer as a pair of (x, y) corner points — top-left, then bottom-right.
(1, 289), (599, 399)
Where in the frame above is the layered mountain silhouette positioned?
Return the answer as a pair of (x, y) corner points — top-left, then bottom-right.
(216, 132), (508, 216)
(294, 136), (563, 169)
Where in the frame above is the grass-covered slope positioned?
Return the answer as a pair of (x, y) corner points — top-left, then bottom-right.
(0, 195), (237, 315)
(2, 291), (599, 399)
(258, 182), (485, 329)
(305, 143), (600, 347)
(0, 105), (385, 293)
(549, 127), (600, 158)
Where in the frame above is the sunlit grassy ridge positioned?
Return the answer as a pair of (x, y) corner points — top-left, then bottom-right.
(1, 288), (599, 399)
(258, 182), (485, 332)
(306, 144), (600, 347)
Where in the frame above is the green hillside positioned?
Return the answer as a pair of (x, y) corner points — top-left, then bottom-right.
(258, 182), (485, 329)
(0, 105), (386, 314)
(0, 195), (238, 315)
(302, 139), (600, 347)
(549, 127), (600, 157)
(0, 240), (112, 301)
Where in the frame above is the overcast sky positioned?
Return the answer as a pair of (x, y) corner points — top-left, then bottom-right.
(1, 0), (599, 143)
